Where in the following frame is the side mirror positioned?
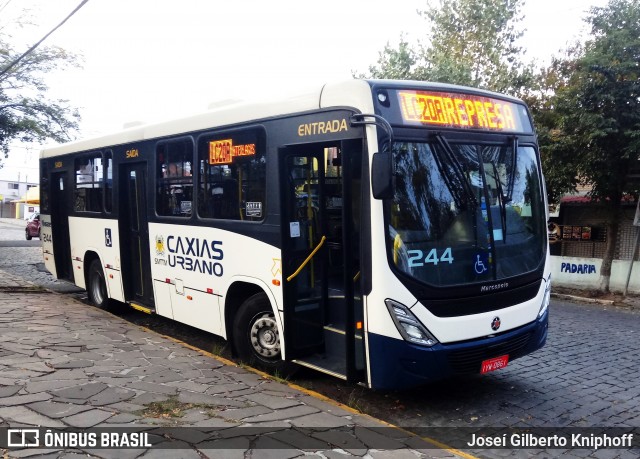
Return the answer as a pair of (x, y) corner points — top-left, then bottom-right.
(371, 152), (393, 200)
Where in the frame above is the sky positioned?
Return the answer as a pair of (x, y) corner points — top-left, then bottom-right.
(0, 0), (609, 182)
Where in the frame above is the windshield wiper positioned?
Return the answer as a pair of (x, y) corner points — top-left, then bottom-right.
(475, 157), (498, 278)
(434, 133), (478, 208)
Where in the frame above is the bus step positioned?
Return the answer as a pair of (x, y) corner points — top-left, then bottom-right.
(324, 325), (363, 340)
(292, 357), (347, 380)
(128, 302), (155, 314)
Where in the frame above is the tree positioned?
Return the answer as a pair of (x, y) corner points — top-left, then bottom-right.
(536, 0), (640, 292)
(0, 36), (80, 165)
(356, 35), (425, 81)
(420, 0), (532, 94)
(525, 47), (583, 203)
(359, 0), (533, 96)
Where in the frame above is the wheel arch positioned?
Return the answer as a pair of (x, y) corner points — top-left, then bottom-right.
(223, 277), (283, 357)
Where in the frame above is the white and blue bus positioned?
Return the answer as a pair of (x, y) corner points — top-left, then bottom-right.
(40, 80), (550, 389)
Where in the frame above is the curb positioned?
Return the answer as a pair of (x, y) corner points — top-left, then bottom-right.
(551, 292), (614, 305)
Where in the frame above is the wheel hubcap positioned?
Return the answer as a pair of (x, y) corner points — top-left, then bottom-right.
(250, 313), (280, 358)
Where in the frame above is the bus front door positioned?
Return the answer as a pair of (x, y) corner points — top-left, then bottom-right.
(119, 163), (154, 308)
(281, 141), (366, 384)
(50, 171), (73, 281)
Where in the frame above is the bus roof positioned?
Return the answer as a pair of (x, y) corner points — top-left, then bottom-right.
(40, 79), (526, 158)
(40, 79), (377, 158)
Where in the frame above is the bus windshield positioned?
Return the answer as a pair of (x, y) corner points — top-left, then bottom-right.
(388, 138), (545, 288)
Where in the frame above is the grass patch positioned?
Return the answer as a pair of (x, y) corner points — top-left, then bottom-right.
(139, 397), (194, 419)
(345, 388), (369, 413)
(139, 396), (247, 422)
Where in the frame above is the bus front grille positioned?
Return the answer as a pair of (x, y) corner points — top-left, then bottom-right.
(446, 331), (533, 374)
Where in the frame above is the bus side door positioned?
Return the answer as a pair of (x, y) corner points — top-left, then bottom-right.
(119, 162), (154, 307)
(280, 140), (366, 383)
(50, 171), (73, 281)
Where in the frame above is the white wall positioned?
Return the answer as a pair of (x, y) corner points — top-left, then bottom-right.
(551, 256), (640, 294)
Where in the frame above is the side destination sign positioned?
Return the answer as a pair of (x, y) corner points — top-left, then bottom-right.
(398, 90), (531, 133)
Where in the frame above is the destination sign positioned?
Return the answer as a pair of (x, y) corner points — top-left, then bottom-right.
(397, 90), (530, 132)
(209, 139), (256, 165)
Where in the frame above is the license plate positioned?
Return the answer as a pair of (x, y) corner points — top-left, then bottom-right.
(481, 355), (509, 374)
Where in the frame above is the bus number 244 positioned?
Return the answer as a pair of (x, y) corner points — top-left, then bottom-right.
(408, 248), (454, 267)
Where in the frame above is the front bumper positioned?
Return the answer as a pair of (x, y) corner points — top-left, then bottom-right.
(367, 310), (549, 390)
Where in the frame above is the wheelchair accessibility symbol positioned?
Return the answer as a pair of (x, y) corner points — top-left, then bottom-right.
(474, 253), (488, 274)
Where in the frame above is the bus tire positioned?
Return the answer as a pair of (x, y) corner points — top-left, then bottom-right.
(88, 259), (112, 310)
(233, 293), (291, 374)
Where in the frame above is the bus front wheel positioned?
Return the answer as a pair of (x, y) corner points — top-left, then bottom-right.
(88, 259), (112, 310)
(233, 293), (289, 373)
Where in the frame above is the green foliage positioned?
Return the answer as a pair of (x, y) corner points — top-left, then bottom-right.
(355, 35), (426, 81)
(0, 36), (80, 164)
(420, 0), (532, 94)
(359, 0), (533, 95)
(535, 0), (640, 203)
(526, 51), (584, 203)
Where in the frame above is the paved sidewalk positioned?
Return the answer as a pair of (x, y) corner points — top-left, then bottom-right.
(0, 268), (464, 459)
(0, 218), (28, 227)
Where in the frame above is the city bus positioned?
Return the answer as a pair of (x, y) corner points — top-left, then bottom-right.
(39, 80), (550, 390)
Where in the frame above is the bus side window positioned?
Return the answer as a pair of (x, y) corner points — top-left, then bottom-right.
(156, 139), (194, 217)
(197, 129), (266, 221)
(104, 151), (113, 213)
(74, 153), (104, 212)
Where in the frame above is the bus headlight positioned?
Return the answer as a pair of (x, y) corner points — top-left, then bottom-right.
(538, 281), (551, 318)
(385, 299), (438, 347)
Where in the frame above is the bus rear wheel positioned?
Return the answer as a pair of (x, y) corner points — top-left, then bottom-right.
(88, 259), (112, 310)
(233, 293), (291, 374)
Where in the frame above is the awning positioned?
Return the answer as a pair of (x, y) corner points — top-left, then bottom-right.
(10, 186), (39, 204)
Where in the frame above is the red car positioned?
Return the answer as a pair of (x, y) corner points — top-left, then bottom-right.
(25, 213), (41, 240)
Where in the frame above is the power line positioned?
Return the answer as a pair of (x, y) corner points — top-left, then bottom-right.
(0, 0), (90, 79)
(0, 0), (14, 16)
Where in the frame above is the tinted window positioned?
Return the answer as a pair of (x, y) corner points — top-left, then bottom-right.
(197, 129), (266, 221)
(40, 162), (49, 212)
(74, 153), (104, 212)
(156, 138), (194, 217)
(105, 151), (113, 213)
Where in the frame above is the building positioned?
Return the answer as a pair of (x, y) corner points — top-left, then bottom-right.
(0, 179), (39, 219)
(548, 159), (640, 294)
